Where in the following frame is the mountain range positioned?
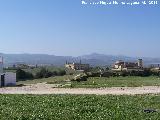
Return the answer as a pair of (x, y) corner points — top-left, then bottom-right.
(1, 53), (160, 67)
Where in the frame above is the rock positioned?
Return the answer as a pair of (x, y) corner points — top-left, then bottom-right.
(144, 109), (157, 113)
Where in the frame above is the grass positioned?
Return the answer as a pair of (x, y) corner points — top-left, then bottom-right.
(0, 94), (160, 120)
(70, 76), (160, 88)
(17, 76), (160, 88)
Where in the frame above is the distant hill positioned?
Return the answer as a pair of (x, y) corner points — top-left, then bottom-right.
(1, 53), (160, 67)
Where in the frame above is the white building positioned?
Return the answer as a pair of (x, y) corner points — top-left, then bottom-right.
(0, 72), (16, 87)
(0, 56), (3, 73)
(0, 56), (16, 87)
(112, 59), (143, 71)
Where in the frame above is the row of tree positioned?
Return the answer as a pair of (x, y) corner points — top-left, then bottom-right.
(86, 68), (160, 77)
(16, 68), (66, 81)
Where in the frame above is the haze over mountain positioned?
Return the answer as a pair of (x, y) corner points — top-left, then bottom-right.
(1, 53), (160, 67)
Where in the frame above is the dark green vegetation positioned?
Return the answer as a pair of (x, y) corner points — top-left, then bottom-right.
(24, 66), (66, 76)
(0, 94), (160, 120)
(88, 67), (160, 77)
(16, 69), (34, 80)
(4, 66), (67, 81)
(34, 67), (66, 79)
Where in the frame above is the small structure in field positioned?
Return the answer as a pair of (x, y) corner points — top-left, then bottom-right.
(0, 56), (16, 87)
(73, 74), (88, 82)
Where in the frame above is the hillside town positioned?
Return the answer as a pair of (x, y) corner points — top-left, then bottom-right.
(1, 54), (160, 88)
(65, 58), (160, 71)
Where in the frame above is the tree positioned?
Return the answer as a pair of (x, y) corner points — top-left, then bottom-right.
(35, 68), (58, 79)
(16, 69), (33, 80)
(57, 70), (66, 76)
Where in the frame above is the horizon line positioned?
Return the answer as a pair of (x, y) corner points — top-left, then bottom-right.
(0, 52), (159, 59)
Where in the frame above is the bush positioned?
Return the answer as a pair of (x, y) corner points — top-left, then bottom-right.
(57, 70), (66, 76)
(102, 71), (113, 77)
(35, 68), (53, 78)
(16, 69), (33, 80)
(141, 68), (152, 77)
(35, 68), (66, 79)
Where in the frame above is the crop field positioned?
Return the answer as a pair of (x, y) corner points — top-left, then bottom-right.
(0, 94), (160, 120)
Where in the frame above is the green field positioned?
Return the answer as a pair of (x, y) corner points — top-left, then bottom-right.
(70, 76), (160, 88)
(17, 76), (160, 88)
(0, 94), (160, 120)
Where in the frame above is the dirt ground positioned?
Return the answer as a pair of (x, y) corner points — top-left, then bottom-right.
(1, 83), (160, 95)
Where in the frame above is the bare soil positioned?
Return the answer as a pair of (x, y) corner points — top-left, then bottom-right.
(1, 83), (160, 95)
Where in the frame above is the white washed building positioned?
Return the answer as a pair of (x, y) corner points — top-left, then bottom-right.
(0, 56), (16, 87)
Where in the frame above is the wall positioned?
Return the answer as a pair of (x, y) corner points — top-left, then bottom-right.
(0, 74), (1, 86)
(4, 72), (16, 86)
(0, 63), (3, 73)
(0, 56), (3, 73)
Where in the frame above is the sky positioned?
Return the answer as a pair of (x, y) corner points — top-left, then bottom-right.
(0, 0), (160, 57)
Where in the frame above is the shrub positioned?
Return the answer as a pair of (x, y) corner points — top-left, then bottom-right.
(57, 70), (66, 76)
(16, 69), (33, 80)
(35, 68), (53, 78)
(35, 68), (66, 79)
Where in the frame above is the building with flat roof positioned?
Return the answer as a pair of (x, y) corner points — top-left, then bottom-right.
(65, 60), (90, 71)
(0, 56), (3, 73)
(0, 56), (16, 87)
(112, 59), (143, 71)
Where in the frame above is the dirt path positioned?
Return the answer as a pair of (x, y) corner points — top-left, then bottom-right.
(1, 83), (160, 95)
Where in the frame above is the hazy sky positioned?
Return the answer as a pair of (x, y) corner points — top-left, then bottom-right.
(0, 0), (160, 57)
